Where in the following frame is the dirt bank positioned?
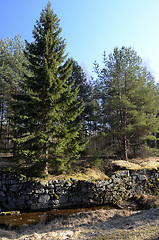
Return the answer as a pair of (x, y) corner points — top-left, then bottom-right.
(0, 207), (159, 240)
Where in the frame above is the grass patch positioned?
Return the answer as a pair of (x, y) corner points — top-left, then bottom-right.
(111, 157), (159, 171)
(111, 160), (143, 171)
(46, 168), (109, 182)
(133, 194), (159, 209)
(93, 224), (159, 240)
(1, 208), (158, 240)
(140, 161), (159, 170)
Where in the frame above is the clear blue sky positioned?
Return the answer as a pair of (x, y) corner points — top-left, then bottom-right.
(1, 0), (159, 81)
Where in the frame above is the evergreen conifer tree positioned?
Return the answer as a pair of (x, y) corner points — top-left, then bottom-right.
(68, 59), (93, 137)
(95, 47), (159, 159)
(0, 35), (26, 153)
(13, 2), (84, 174)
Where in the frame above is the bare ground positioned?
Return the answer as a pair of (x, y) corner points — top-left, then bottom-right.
(0, 207), (159, 240)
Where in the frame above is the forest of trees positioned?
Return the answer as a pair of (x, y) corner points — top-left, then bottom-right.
(1, 2), (159, 176)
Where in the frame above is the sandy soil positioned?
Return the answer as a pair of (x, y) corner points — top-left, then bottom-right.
(0, 207), (159, 240)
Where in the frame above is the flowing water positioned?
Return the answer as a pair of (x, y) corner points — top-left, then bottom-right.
(0, 206), (114, 228)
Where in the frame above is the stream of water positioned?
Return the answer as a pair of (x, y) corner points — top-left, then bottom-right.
(0, 206), (114, 228)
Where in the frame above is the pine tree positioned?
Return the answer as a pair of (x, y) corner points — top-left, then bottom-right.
(95, 47), (159, 159)
(13, 2), (85, 174)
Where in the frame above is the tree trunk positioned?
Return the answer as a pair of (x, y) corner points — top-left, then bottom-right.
(122, 135), (128, 160)
(44, 144), (49, 175)
(0, 98), (4, 142)
(44, 161), (48, 175)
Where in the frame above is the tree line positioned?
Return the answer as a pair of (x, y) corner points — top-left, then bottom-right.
(0, 2), (159, 175)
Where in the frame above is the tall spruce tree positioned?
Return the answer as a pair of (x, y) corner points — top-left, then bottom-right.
(68, 59), (93, 137)
(13, 2), (84, 174)
(95, 47), (159, 159)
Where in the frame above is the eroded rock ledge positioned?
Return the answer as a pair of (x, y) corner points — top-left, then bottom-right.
(0, 169), (158, 212)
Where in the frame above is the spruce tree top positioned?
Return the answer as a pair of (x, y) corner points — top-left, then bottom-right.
(25, 1), (72, 96)
(14, 1), (85, 173)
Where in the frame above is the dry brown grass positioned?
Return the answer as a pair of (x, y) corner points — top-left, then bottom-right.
(46, 167), (109, 182)
(111, 160), (143, 170)
(129, 156), (159, 169)
(111, 157), (159, 171)
(0, 208), (159, 240)
(134, 195), (159, 209)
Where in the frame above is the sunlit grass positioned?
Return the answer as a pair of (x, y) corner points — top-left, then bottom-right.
(46, 167), (109, 182)
(112, 160), (143, 170)
(93, 224), (159, 240)
(112, 157), (159, 171)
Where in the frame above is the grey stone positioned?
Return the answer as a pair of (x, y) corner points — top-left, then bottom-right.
(107, 183), (114, 189)
(138, 175), (147, 181)
(70, 197), (82, 203)
(11, 180), (19, 184)
(38, 194), (50, 203)
(10, 184), (22, 192)
(30, 194), (39, 203)
(31, 204), (38, 210)
(60, 195), (69, 204)
(52, 199), (60, 205)
(37, 202), (49, 209)
(0, 191), (5, 200)
(35, 189), (45, 194)
(81, 187), (88, 193)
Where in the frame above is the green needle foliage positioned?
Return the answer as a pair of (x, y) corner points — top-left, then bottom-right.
(0, 35), (26, 153)
(94, 47), (159, 159)
(68, 59), (93, 138)
(13, 2), (85, 174)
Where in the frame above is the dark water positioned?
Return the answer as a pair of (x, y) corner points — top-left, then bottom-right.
(0, 206), (113, 228)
